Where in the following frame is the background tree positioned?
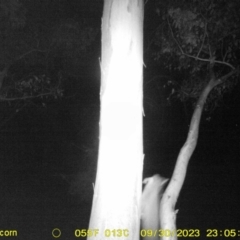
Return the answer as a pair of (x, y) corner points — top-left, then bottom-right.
(154, 0), (240, 108)
(0, 2), (99, 236)
(0, 0), (97, 130)
(145, 0), (240, 237)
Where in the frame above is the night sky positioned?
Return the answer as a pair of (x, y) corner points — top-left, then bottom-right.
(0, 1), (239, 239)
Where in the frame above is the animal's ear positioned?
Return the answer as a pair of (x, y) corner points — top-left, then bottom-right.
(142, 176), (153, 185)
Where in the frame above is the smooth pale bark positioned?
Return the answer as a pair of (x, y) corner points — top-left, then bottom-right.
(159, 68), (239, 240)
(87, 1), (144, 240)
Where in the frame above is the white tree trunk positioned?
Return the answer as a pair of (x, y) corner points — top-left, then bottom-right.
(159, 68), (238, 239)
(87, 1), (144, 240)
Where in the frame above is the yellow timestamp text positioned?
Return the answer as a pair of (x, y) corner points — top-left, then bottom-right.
(75, 229), (99, 237)
(74, 229), (129, 238)
(140, 229), (201, 238)
(206, 229), (240, 237)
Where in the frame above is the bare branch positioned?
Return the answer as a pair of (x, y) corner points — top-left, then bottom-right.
(196, 22), (207, 58)
(216, 68), (240, 85)
(15, 49), (47, 61)
(218, 28), (240, 43)
(0, 90), (62, 102)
